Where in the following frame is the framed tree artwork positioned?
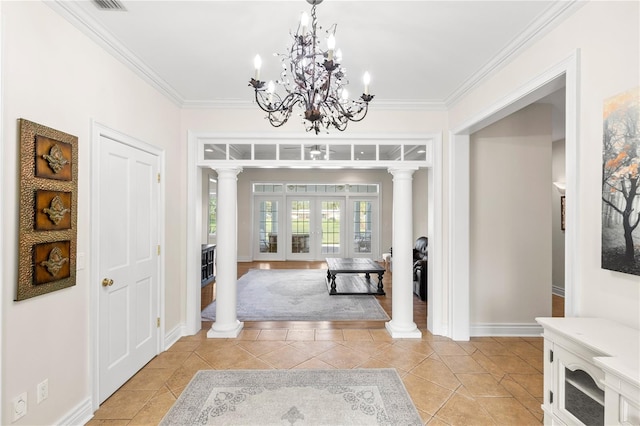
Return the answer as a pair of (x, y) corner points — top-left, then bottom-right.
(601, 87), (640, 276)
(17, 119), (78, 300)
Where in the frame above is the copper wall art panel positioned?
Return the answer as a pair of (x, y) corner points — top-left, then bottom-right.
(35, 135), (73, 181)
(35, 190), (72, 230)
(33, 241), (71, 285)
(17, 119), (78, 300)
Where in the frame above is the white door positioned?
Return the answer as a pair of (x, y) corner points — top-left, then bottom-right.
(348, 198), (378, 258)
(254, 197), (282, 260)
(98, 136), (159, 403)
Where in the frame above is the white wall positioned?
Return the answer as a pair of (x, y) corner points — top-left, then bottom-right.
(552, 139), (566, 294)
(449, 1), (640, 328)
(1, 3), (182, 424)
(470, 103), (552, 325)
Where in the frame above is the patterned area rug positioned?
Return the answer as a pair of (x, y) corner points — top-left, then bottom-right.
(201, 269), (390, 321)
(160, 369), (421, 425)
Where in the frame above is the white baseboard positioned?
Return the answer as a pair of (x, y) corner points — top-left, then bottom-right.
(56, 397), (93, 426)
(238, 255), (252, 262)
(470, 322), (543, 337)
(164, 323), (185, 350)
(552, 285), (565, 297)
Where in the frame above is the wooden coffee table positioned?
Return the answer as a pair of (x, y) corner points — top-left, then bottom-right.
(326, 258), (385, 295)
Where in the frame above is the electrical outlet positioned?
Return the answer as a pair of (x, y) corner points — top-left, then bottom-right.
(37, 379), (48, 404)
(12, 392), (27, 421)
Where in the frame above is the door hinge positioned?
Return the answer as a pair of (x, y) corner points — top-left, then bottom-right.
(157, 245), (161, 255)
(549, 390), (553, 404)
(157, 173), (161, 183)
(157, 317), (160, 328)
(549, 349), (554, 363)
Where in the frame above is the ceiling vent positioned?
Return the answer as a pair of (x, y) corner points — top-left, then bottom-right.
(92, 0), (126, 11)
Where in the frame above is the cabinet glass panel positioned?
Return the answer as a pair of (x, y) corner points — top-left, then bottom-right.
(564, 367), (604, 426)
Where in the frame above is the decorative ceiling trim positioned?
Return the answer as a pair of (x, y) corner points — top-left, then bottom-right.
(47, 0), (584, 112)
(46, 1), (185, 107)
(444, 0), (585, 108)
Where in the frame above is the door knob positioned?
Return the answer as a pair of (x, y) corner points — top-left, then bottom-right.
(102, 278), (114, 287)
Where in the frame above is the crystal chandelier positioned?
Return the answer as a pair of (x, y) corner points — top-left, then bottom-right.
(249, 0), (374, 134)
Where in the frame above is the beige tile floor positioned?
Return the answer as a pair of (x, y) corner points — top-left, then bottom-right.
(87, 262), (555, 425)
(87, 327), (545, 425)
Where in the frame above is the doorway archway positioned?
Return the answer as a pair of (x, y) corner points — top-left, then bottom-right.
(185, 133), (444, 337)
(449, 51), (579, 340)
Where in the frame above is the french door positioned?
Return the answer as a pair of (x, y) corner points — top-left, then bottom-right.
(349, 198), (378, 257)
(252, 186), (379, 261)
(287, 197), (344, 260)
(254, 197), (281, 259)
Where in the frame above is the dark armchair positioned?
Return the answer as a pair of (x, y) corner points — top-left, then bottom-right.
(413, 237), (428, 301)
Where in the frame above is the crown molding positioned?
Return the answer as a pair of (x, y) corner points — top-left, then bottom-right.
(444, 0), (585, 108)
(46, 1), (185, 107)
(47, 0), (584, 112)
(47, 1), (447, 112)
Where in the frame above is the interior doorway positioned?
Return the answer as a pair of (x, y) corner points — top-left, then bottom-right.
(186, 133), (443, 337)
(449, 51), (579, 339)
(90, 122), (165, 410)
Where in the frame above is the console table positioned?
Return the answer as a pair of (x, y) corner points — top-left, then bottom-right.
(326, 257), (385, 295)
(536, 317), (639, 426)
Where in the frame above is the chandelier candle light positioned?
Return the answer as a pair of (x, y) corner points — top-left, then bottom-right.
(249, 0), (374, 134)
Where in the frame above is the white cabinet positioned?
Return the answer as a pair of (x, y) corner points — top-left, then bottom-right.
(536, 318), (640, 426)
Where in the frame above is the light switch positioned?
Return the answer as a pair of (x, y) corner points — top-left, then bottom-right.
(77, 252), (85, 270)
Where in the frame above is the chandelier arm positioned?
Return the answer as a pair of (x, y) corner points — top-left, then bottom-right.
(264, 93), (306, 127)
(321, 69), (333, 104)
(333, 97), (371, 123)
(345, 101), (371, 123)
(266, 112), (289, 127)
(254, 89), (301, 116)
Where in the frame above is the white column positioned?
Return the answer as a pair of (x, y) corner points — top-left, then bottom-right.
(208, 167), (244, 338)
(386, 167), (422, 338)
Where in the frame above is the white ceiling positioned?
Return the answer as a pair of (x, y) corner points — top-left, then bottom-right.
(51, 0), (580, 109)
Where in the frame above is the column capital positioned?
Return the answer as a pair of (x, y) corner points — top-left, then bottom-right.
(213, 166), (243, 177)
(387, 167), (418, 177)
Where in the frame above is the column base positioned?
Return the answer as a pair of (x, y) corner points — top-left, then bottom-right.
(385, 321), (422, 339)
(207, 320), (244, 338)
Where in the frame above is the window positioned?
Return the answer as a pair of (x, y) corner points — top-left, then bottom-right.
(353, 201), (372, 253)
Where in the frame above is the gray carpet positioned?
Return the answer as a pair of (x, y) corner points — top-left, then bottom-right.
(160, 369), (422, 425)
(201, 269), (390, 321)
